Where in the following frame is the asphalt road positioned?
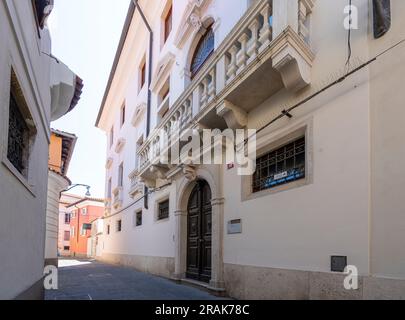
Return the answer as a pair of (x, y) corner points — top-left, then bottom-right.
(45, 259), (226, 300)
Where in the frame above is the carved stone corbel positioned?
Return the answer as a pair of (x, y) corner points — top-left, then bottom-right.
(216, 100), (248, 130)
(150, 165), (169, 180)
(271, 27), (314, 92)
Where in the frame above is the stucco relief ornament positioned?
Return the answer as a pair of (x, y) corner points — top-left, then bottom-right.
(183, 165), (197, 181)
(189, 13), (202, 30)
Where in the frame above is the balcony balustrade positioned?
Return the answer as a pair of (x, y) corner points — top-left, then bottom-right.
(128, 169), (144, 199)
(112, 187), (123, 210)
(137, 0), (315, 183)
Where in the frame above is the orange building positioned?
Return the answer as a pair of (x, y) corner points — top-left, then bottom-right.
(66, 198), (104, 257)
(45, 129), (77, 266)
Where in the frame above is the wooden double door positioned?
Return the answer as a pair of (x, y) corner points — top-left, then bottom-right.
(186, 180), (212, 283)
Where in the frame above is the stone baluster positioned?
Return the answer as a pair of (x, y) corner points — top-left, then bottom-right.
(298, 1), (309, 43)
(208, 68), (216, 103)
(236, 33), (249, 74)
(200, 77), (209, 108)
(226, 44), (238, 85)
(247, 17), (260, 64)
(259, 2), (272, 53)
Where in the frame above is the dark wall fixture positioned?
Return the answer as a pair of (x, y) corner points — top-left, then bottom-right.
(373, 0), (391, 39)
(32, 0), (54, 29)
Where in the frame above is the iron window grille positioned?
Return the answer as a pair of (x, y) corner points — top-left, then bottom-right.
(158, 200), (169, 220)
(7, 93), (29, 176)
(136, 211), (143, 226)
(253, 137), (306, 193)
(191, 26), (214, 78)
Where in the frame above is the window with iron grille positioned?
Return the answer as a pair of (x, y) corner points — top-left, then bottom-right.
(7, 93), (30, 176)
(191, 26), (214, 77)
(158, 200), (169, 220)
(253, 137), (306, 193)
(136, 211), (142, 227)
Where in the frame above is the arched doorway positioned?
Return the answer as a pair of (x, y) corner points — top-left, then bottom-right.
(186, 180), (212, 282)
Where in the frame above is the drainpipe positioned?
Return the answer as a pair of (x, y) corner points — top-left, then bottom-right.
(133, 0), (152, 137)
(133, 0), (152, 209)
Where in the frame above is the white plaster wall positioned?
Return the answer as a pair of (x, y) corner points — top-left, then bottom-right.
(368, 0), (405, 279)
(45, 172), (69, 262)
(99, 0), (405, 284)
(100, 0), (251, 261)
(224, 75), (371, 275)
(0, 0), (53, 299)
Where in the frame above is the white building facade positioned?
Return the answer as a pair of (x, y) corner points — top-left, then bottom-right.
(0, 0), (82, 299)
(96, 0), (405, 299)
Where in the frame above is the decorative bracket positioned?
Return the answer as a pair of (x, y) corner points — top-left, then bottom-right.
(216, 100), (248, 129)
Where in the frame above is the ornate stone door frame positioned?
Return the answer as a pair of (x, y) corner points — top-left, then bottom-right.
(173, 165), (225, 291)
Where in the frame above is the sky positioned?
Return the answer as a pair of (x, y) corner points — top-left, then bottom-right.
(48, 0), (130, 198)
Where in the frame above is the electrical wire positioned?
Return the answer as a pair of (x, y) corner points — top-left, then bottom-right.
(104, 37), (405, 218)
(103, 182), (172, 219)
(244, 36), (405, 145)
(346, 0), (353, 68)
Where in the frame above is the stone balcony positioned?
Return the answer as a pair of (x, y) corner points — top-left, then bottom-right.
(112, 187), (123, 210)
(104, 198), (112, 215)
(137, 0), (315, 184)
(128, 169), (144, 199)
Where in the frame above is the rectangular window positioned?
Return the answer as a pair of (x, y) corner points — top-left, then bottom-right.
(64, 231), (70, 241)
(120, 103), (126, 127)
(158, 200), (169, 220)
(140, 60), (146, 89)
(63, 246), (70, 251)
(135, 211), (142, 227)
(81, 208), (87, 215)
(118, 162), (124, 187)
(117, 220), (122, 232)
(110, 126), (114, 147)
(107, 178), (112, 198)
(64, 213), (71, 224)
(253, 137), (306, 193)
(8, 92), (30, 177)
(164, 5), (173, 43)
(107, 225), (110, 235)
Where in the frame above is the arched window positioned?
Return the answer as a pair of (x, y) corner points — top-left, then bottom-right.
(190, 26), (214, 78)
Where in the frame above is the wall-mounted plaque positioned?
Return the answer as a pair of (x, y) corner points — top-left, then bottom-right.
(228, 219), (242, 234)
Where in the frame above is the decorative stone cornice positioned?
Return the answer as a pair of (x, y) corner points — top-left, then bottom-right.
(150, 52), (176, 93)
(174, 0), (211, 49)
(105, 157), (113, 169)
(115, 138), (126, 153)
(131, 102), (146, 126)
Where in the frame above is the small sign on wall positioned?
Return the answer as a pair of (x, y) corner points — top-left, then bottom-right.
(227, 219), (242, 234)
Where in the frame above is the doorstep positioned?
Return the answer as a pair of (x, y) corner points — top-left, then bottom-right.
(179, 278), (228, 298)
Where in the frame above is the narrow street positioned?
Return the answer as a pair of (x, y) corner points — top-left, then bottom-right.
(45, 259), (226, 300)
